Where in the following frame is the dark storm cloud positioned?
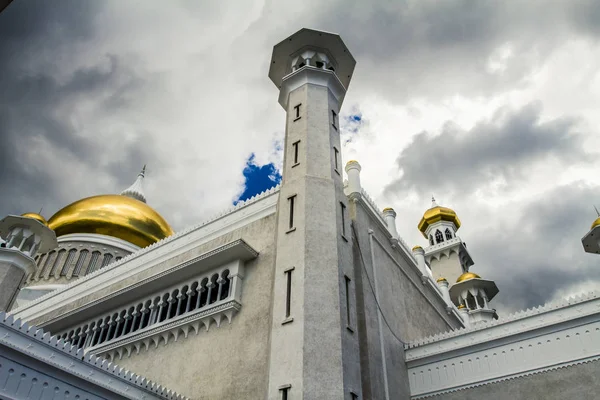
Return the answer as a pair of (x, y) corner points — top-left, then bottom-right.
(0, 1), (158, 218)
(383, 103), (593, 199)
(312, 0), (600, 101)
(465, 181), (600, 313)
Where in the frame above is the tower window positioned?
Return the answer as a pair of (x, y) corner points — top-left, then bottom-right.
(285, 267), (294, 319)
(279, 385), (291, 400)
(287, 195), (296, 231)
(292, 140), (300, 166)
(429, 235), (434, 246)
(331, 110), (338, 130)
(445, 228), (453, 240)
(333, 147), (340, 173)
(345, 275), (353, 331)
(293, 103), (301, 121)
(435, 229), (444, 243)
(340, 202), (347, 239)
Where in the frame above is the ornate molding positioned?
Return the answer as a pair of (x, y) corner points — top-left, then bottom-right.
(92, 300), (241, 361)
(406, 290), (600, 353)
(408, 321), (600, 398)
(0, 312), (188, 399)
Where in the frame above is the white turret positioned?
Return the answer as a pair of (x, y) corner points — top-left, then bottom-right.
(120, 165), (147, 203)
(418, 196), (473, 284)
(449, 271), (499, 325)
(0, 214), (57, 311)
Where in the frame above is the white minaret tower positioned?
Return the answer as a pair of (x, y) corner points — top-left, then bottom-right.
(266, 28), (360, 399)
(0, 214), (57, 311)
(418, 196), (473, 284)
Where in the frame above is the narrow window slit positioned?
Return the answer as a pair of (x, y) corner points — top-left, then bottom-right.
(292, 140), (300, 166)
(340, 202), (347, 239)
(345, 275), (352, 329)
(331, 110), (338, 130)
(285, 268), (293, 318)
(288, 195), (296, 231)
(293, 103), (301, 121)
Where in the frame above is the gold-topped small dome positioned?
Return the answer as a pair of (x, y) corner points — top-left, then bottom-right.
(456, 272), (481, 283)
(591, 217), (600, 230)
(436, 277), (447, 283)
(412, 245), (423, 252)
(21, 212), (48, 226)
(48, 195), (173, 248)
(418, 196), (461, 238)
(457, 304), (466, 309)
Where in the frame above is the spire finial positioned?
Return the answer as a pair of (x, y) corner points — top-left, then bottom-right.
(120, 165), (147, 203)
(431, 195), (438, 207)
(595, 205), (600, 217)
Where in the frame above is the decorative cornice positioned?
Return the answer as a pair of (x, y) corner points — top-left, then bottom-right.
(0, 311), (189, 399)
(412, 356), (600, 399)
(12, 185), (279, 317)
(406, 290), (600, 354)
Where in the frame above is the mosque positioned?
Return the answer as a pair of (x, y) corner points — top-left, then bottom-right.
(0, 28), (599, 400)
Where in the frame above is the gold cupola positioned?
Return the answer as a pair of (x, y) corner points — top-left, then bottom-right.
(47, 166), (173, 248)
(21, 212), (48, 226)
(456, 271), (481, 283)
(418, 196), (461, 238)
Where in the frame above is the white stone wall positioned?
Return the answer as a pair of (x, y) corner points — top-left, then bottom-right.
(405, 292), (600, 398)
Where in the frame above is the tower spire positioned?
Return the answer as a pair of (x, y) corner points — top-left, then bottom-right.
(120, 165), (147, 203)
(431, 195), (438, 208)
(594, 205), (600, 217)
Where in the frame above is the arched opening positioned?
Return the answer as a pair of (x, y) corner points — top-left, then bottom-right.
(429, 235), (434, 246)
(435, 229), (444, 244)
(209, 274), (220, 304)
(445, 228), (453, 240)
(220, 270), (231, 300)
(199, 278), (209, 308)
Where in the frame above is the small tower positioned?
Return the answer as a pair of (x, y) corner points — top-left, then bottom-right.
(0, 214), (57, 311)
(582, 207), (600, 254)
(266, 28), (359, 399)
(449, 271), (499, 325)
(418, 196), (473, 284)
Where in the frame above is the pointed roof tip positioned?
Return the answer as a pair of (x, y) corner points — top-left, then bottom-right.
(121, 166), (147, 203)
(594, 205), (599, 217)
(431, 195), (438, 207)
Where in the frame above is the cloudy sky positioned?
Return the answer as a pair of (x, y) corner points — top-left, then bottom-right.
(1, 0), (600, 315)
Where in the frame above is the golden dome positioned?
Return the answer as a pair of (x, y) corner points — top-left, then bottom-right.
(591, 217), (600, 230)
(418, 200), (461, 238)
(412, 245), (423, 251)
(436, 277), (447, 283)
(457, 304), (466, 309)
(456, 272), (481, 283)
(48, 195), (173, 248)
(21, 212), (48, 226)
